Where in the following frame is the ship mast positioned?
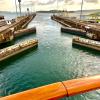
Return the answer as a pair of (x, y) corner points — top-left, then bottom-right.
(80, 0), (84, 20)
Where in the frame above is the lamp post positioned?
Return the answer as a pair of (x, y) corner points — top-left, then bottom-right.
(15, 0), (18, 17)
(56, 0), (58, 15)
(80, 0), (84, 20)
(18, 0), (21, 16)
(30, 1), (33, 13)
(27, 8), (30, 15)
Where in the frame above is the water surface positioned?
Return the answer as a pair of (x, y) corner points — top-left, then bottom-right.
(0, 13), (100, 100)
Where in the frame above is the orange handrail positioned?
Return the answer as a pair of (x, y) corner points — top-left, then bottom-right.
(0, 75), (100, 100)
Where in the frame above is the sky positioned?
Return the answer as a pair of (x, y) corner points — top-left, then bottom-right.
(0, 0), (100, 12)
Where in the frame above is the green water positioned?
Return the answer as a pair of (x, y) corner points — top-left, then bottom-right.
(0, 13), (100, 100)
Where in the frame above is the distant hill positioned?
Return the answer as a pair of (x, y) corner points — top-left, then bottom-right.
(37, 9), (100, 13)
(37, 10), (74, 13)
(0, 11), (14, 13)
(0, 9), (100, 14)
(74, 9), (100, 13)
